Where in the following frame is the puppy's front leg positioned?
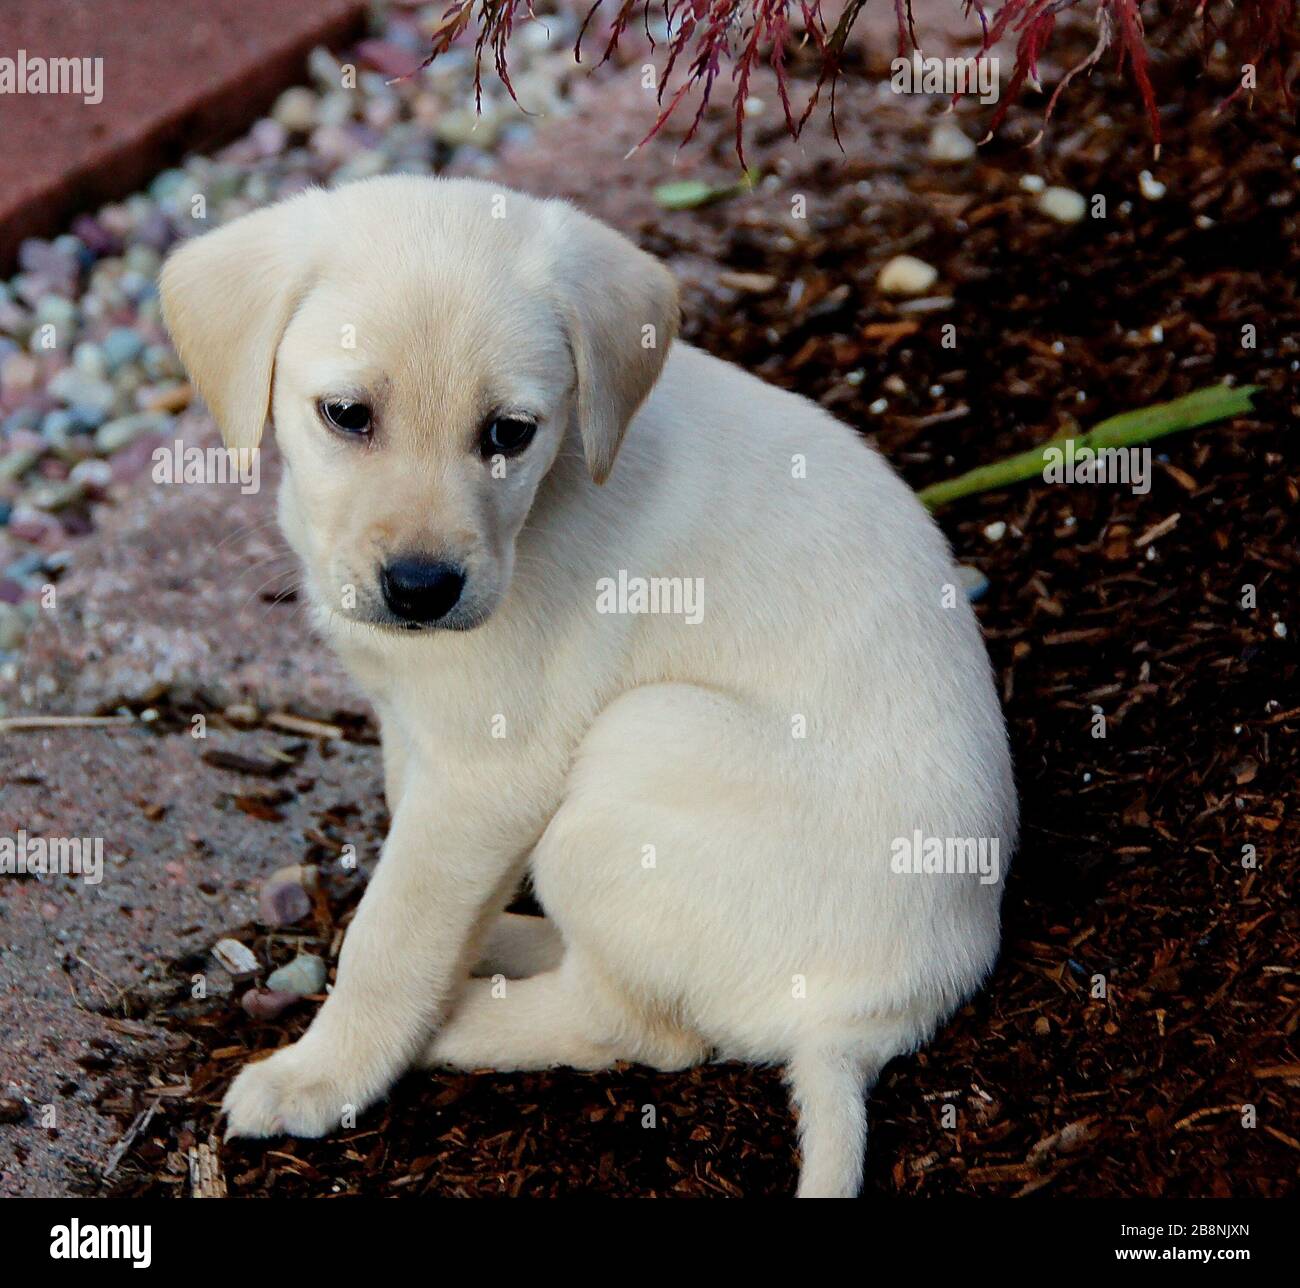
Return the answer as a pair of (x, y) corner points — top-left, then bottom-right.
(223, 777), (522, 1139)
(376, 704), (410, 814)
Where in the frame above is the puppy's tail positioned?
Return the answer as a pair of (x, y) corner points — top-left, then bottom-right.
(786, 1040), (887, 1198)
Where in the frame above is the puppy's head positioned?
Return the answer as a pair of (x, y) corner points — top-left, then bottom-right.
(160, 177), (678, 631)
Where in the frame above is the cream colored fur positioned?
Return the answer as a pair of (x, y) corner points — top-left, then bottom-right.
(160, 176), (1017, 1198)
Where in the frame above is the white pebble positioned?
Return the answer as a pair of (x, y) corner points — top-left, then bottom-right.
(877, 254), (939, 296)
(1274, 621), (1288, 639)
(983, 521), (1007, 542)
(1019, 174), (1046, 193)
(69, 459), (112, 488)
(271, 85), (318, 133)
(1139, 170), (1167, 200)
(212, 938), (259, 977)
(868, 398), (889, 415)
(1038, 186), (1086, 224)
(928, 122), (976, 164)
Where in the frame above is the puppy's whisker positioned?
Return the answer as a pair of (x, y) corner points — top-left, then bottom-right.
(208, 514), (286, 559)
(235, 568), (301, 619)
(236, 552), (298, 581)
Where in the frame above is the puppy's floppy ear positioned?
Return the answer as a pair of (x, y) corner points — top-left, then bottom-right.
(159, 189), (323, 451)
(544, 203), (679, 484)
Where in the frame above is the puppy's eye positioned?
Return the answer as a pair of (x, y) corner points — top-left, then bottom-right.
(481, 416), (537, 458)
(318, 399), (372, 436)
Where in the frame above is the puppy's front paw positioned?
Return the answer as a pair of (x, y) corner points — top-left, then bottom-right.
(223, 1040), (359, 1140)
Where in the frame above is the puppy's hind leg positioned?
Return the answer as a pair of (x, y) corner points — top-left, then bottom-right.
(421, 966), (613, 1072)
(471, 912), (564, 979)
(424, 952), (707, 1074)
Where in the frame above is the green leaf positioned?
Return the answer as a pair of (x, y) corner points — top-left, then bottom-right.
(653, 169), (760, 210)
(917, 383), (1261, 511)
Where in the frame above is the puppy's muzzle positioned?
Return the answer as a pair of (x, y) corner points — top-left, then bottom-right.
(380, 557), (466, 627)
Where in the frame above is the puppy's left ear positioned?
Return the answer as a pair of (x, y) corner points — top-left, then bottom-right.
(159, 189), (323, 451)
(544, 203), (679, 484)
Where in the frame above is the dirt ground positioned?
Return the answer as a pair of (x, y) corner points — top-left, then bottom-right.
(8, 19), (1299, 1197)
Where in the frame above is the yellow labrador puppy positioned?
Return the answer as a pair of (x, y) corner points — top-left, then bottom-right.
(161, 176), (1016, 1197)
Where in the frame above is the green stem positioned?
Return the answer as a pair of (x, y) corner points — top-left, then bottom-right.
(917, 383), (1260, 511)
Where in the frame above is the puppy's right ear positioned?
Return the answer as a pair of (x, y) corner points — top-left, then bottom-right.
(159, 190), (322, 451)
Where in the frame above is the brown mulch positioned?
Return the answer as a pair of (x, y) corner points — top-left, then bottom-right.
(93, 36), (1298, 1197)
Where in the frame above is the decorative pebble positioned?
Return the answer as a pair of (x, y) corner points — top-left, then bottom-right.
(258, 863), (318, 926)
(250, 118), (288, 159)
(2, 352), (39, 392)
(72, 341), (108, 378)
(266, 953), (328, 996)
(34, 294), (79, 336)
(240, 987), (301, 1021)
(69, 458), (113, 490)
(1038, 186), (1087, 224)
(983, 521), (1008, 542)
(928, 122), (977, 163)
(0, 446), (42, 483)
(94, 412), (168, 454)
(6, 506), (56, 543)
(28, 478), (84, 512)
(212, 937), (260, 977)
(141, 343), (182, 381)
(877, 255), (939, 296)
(70, 214), (119, 257)
(101, 327), (146, 373)
(1138, 170), (1167, 200)
(272, 85), (320, 133)
(48, 369), (115, 415)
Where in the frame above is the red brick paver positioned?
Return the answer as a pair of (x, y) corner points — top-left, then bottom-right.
(0, 0), (366, 270)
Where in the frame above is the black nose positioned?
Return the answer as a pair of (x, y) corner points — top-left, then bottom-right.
(380, 557), (465, 625)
